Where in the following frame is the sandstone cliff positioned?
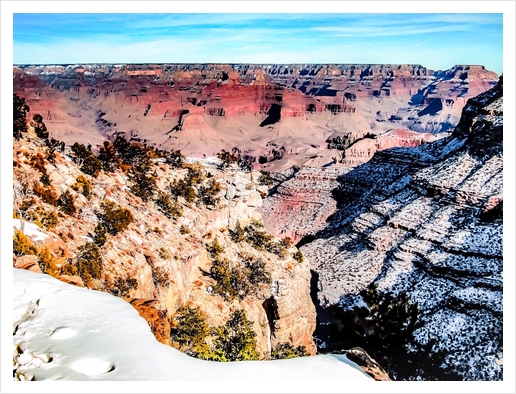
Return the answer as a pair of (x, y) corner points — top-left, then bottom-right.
(13, 63), (498, 171)
(12, 133), (316, 358)
(260, 78), (504, 380)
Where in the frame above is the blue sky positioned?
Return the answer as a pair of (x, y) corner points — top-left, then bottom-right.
(13, 13), (503, 74)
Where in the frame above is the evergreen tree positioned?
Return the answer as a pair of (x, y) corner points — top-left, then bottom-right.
(32, 114), (48, 139)
(13, 94), (29, 140)
(211, 310), (260, 361)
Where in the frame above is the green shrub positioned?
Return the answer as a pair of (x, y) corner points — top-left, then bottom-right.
(29, 153), (47, 174)
(281, 237), (293, 248)
(185, 162), (205, 185)
(97, 141), (119, 172)
(179, 225), (190, 235)
(155, 191), (183, 218)
(93, 222), (107, 247)
(26, 206), (59, 230)
(293, 250), (304, 263)
(203, 258), (238, 301)
(170, 306), (213, 359)
(169, 179), (197, 204)
(40, 173), (52, 186)
(230, 221), (247, 243)
(76, 242), (103, 285)
(244, 257), (271, 289)
(129, 159), (156, 202)
(202, 255), (270, 302)
(32, 182), (58, 206)
(110, 276), (138, 298)
(258, 172), (275, 186)
(36, 246), (59, 277)
(44, 138), (62, 163)
(13, 229), (38, 256)
(99, 200), (134, 236)
(71, 142), (102, 178)
(166, 149), (185, 168)
(207, 238), (225, 259)
(71, 175), (91, 199)
(158, 247), (172, 260)
(210, 310), (260, 361)
(271, 343), (309, 360)
(216, 150), (239, 169)
(198, 179), (221, 207)
(58, 190), (77, 216)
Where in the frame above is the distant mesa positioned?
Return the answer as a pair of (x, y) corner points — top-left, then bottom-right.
(13, 63), (498, 171)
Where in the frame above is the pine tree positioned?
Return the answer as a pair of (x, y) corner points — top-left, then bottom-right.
(13, 94), (29, 140)
(32, 114), (48, 139)
(211, 310), (260, 361)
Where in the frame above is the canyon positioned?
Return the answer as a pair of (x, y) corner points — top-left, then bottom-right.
(14, 63), (498, 171)
(261, 77), (504, 380)
(11, 63), (503, 381)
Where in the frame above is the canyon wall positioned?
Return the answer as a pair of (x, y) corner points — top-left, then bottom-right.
(14, 63), (498, 171)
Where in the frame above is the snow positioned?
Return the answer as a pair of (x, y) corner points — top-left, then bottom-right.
(11, 268), (373, 389)
(12, 219), (49, 242)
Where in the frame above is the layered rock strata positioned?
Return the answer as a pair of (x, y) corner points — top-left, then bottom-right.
(12, 139), (316, 357)
(13, 64), (498, 170)
(299, 78), (503, 380)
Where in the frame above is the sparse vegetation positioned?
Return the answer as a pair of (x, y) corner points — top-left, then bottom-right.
(13, 94), (29, 140)
(166, 149), (186, 168)
(155, 191), (183, 219)
(217, 149), (239, 169)
(13, 229), (38, 256)
(32, 182), (58, 206)
(170, 307), (260, 362)
(230, 219), (288, 258)
(197, 178), (221, 207)
(99, 200), (134, 236)
(26, 205), (59, 230)
(271, 343), (309, 360)
(179, 225), (190, 235)
(36, 246), (59, 277)
(93, 222), (108, 247)
(185, 162), (206, 185)
(207, 238), (225, 259)
(202, 253), (271, 302)
(110, 276), (138, 298)
(97, 141), (119, 172)
(170, 306), (214, 359)
(210, 310), (260, 361)
(76, 242), (103, 286)
(169, 179), (197, 204)
(57, 190), (77, 216)
(293, 250), (304, 263)
(44, 138), (62, 163)
(71, 142), (102, 178)
(158, 247), (172, 260)
(258, 171), (275, 186)
(31, 114), (48, 139)
(71, 175), (91, 199)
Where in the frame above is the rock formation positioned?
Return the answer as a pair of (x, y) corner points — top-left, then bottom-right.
(12, 134), (316, 358)
(300, 77), (503, 380)
(13, 63), (498, 171)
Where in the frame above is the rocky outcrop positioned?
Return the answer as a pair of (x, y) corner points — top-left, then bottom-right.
(13, 64), (498, 170)
(259, 166), (348, 245)
(299, 78), (503, 380)
(12, 139), (316, 357)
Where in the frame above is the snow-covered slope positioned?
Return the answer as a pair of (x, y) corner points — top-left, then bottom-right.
(12, 268), (371, 383)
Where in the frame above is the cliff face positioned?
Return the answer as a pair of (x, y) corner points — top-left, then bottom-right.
(301, 79), (503, 380)
(12, 136), (316, 357)
(13, 64), (498, 171)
